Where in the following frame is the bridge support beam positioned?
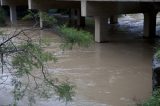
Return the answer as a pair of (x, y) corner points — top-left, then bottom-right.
(95, 16), (108, 43)
(10, 5), (17, 25)
(143, 11), (157, 38)
(110, 15), (118, 24)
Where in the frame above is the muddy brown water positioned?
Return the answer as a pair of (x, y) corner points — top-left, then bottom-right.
(0, 13), (159, 106)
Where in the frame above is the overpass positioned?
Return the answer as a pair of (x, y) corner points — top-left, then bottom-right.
(1, 0), (160, 42)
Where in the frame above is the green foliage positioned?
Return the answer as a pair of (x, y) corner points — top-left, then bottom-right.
(0, 8), (6, 26)
(155, 48), (160, 59)
(0, 10), (93, 105)
(39, 11), (57, 27)
(59, 25), (93, 50)
(137, 89), (160, 106)
(22, 10), (39, 21)
(56, 82), (75, 102)
(12, 42), (57, 77)
(0, 28), (76, 105)
(10, 40), (75, 105)
(22, 10), (57, 27)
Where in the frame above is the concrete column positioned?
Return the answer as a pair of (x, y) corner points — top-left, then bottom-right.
(68, 9), (76, 27)
(81, 0), (87, 16)
(77, 9), (85, 28)
(39, 11), (43, 28)
(39, 10), (47, 28)
(95, 16), (108, 43)
(28, 0), (32, 9)
(143, 12), (157, 38)
(110, 15), (118, 24)
(69, 9), (86, 28)
(68, 9), (72, 26)
(9, 5), (17, 25)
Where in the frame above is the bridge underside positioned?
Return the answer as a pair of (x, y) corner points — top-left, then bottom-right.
(81, 1), (160, 42)
(1, 0), (160, 42)
(82, 1), (160, 16)
(28, 0), (80, 9)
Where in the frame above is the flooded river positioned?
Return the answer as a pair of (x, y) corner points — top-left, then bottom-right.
(0, 13), (159, 106)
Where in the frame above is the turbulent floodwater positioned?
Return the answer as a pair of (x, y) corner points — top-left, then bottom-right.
(0, 13), (159, 106)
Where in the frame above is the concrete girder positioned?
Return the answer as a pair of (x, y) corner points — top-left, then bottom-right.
(0, 0), (27, 6)
(81, 1), (160, 17)
(81, 1), (141, 16)
(28, 0), (80, 10)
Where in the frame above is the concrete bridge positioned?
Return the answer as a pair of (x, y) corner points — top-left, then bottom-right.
(1, 0), (160, 42)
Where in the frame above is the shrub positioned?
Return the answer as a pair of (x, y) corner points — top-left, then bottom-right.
(59, 25), (93, 49)
(22, 10), (57, 28)
(139, 89), (160, 106)
(39, 12), (57, 28)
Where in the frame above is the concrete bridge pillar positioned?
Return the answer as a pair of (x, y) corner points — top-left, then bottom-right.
(77, 9), (85, 28)
(143, 11), (157, 38)
(95, 16), (108, 43)
(69, 9), (85, 28)
(39, 11), (43, 28)
(110, 15), (118, 24)
(39, 10), (47, 28)
(9, 5), (17, 25)
(79, 16), (85, 28)
(69, 9), (76, 27)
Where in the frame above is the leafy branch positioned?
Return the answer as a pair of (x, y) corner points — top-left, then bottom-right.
(0, 10), (93, 106)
